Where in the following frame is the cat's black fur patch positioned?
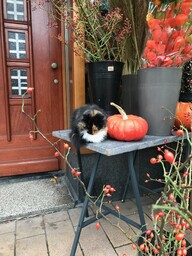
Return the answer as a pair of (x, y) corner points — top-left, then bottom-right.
(70, 104), (107, 149)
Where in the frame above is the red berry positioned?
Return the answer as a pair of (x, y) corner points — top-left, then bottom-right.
(182, 248), (188, 256)
(146, 229), (151, 235)
(164, 150), (175, 163)
(139, 243), (145, 251)
(176, 129), (184, 136)
(103, 188), (109, 194)
(29, 134), (33, 141)
(115, 205), (120, 211)
(131, 243), (137, 250)
(144, 246), (149, 253)
(54, 152), (59, 157)
(75, 171), (81, 177)
(27, 87), (34, 93)
(96, 222), (100, 230)
(183, 171), (188, 178)
(175, 232), (185, 241)
(150, 158), (157, 164)
(64, 143), (69, 149)
(185, 222), (190, 229)
(181, 239), (187, 247)
(71, 168), (76, 175)
(177, 248), (183, 255)
(168, 193), (174, 201)
(153, 248), (159, 255)
(110, 187), (116, 192)
(157, 154), (163, 160)
(158, 211), (164, 217)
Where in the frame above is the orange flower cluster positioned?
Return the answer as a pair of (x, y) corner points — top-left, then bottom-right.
(143, 0), (192, 67)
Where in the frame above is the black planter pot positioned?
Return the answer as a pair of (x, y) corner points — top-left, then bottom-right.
(179, 92), (192, 102)
(87, 61), (124, 115)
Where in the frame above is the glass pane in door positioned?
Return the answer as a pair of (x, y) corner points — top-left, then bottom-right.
(10, 68), (28, 95)
(8, 31), (26, 58)
(5, 0), (25, 21)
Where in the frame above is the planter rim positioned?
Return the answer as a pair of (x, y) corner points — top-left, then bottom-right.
(139, 67), (182, 71)
(87, 60), (124, 65)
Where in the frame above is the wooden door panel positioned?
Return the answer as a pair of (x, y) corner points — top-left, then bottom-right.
(0, 158), (58, 176)
(0, 0), (64, 176)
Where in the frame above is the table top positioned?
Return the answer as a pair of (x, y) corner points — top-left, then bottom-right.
(52, 130), (181, 156)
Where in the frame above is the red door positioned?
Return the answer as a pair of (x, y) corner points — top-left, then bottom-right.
(0, 0), (64, 176)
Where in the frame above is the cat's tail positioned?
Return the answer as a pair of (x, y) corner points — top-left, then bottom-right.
(70, 132), (85, 150)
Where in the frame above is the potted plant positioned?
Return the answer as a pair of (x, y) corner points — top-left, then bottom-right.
(131, 126), (192, 256)
(114, 0), (149, 115)
(137, 0), (192, 136)
(34, 0), (133, 114)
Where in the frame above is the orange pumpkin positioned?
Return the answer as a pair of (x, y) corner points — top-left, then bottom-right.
(107, 103), (148, 141)
(175, 102), (192, 130)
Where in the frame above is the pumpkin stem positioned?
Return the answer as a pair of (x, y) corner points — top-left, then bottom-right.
(110, 102), (128, 120)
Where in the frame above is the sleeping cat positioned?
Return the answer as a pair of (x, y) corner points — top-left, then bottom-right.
(70, 104), (108, 149)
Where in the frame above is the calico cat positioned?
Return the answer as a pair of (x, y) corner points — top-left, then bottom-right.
(70, 104), (108, 149)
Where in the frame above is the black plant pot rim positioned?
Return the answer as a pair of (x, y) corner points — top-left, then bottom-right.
(87, 60), (124, 64)
(179, 92), (192, 102)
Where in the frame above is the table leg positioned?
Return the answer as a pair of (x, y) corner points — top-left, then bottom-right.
(122, 151), (138, 202)
(70, 153), (101, 256)
(77, 148), (85, 202)
(128, 151), (146, 232)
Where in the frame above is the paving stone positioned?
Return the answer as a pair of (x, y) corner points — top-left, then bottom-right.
(142, 204), (153, 218)
(0, 233), (14, 256)
(79, 222), (117, 256)
(16, 234), (47, 256)
(0, 220), (15, 235)
(68, 206), (94, 227)
(45, 219), (83, 256)
(132, 195), (157, 206)
(112, 200), (137, 216)
(115, 244), (137, 256)
(186, 230), (192, 244)
(126, 213), (153, 234)
(99, 214), (135, 248)
(16, 216), (45, 239)
(44, 210), (69, 223)
(68, 207), (82, 227)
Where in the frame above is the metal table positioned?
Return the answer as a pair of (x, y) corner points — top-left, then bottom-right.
(52, 130), (180, 256)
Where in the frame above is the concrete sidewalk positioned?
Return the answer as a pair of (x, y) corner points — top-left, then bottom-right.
(0, 196), (156, 256)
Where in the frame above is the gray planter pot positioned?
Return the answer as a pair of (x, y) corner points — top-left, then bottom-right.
(138, 67), (182, 136)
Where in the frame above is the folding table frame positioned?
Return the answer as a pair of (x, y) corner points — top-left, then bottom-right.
(52, 130), (182, 256)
